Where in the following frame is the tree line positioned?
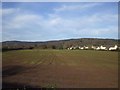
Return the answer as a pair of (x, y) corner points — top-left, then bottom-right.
(2, 38), (119, 51)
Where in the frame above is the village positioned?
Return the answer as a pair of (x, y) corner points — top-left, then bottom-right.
(67, 45), (119, 51)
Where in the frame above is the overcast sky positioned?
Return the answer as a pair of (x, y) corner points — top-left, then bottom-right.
(2, 2), (118, 41)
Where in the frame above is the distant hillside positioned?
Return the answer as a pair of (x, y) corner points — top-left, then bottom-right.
(2, 38), (119, 51)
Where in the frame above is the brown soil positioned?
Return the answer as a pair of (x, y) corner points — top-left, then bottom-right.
(3, 62), (118, 88)
(2, 50), (118, 88)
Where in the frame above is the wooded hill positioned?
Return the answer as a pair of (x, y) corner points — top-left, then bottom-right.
(2, 38), (119, 51)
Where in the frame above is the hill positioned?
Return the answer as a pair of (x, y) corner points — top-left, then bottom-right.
(2, 38), (119, 51)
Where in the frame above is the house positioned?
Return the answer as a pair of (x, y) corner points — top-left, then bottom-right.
(100, 45), (107, 50)
(91, 45), (96, 50)
(109, 45), (118, 51)
(96, 46), (100, 50)
(84, 46), (89, 49)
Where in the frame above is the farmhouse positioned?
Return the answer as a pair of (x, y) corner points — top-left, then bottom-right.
(109, 45), (118, 51)
(100, 45), (107, 50)
(91, 45), (96, 50)
(96, 46), (100, 50)
(67, 45), (118, 51)
(84, 46), (89, 49)
(79, 46), (84, 50)
(68, 46), (74, 50)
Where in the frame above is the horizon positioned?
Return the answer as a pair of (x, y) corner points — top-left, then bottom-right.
(2, 2), (118, 41)
(2, 37), (119, 43)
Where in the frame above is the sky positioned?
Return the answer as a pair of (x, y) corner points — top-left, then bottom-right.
(2, 2), (118, 41)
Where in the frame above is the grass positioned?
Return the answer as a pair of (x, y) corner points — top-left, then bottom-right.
(2, 49), (118, 88)
(3, 49), (118, 68)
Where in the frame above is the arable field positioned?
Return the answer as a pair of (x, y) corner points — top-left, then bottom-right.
(2, 49), (118, 88)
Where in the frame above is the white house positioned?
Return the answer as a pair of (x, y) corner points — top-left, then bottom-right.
(100, 45), (107, 50)
(91, 46), (96, 50)
(70, 46), (74, 50)
(96, 47), (100, 50)
(109, 45), (118, 51)
(84, 46), (89, 49)
(78, 46), (84, 50)
(80, 47), (84, 50)
(78, 46), (81, 49)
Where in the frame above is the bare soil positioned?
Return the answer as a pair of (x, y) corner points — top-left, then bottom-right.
(2, 50), (118, 88)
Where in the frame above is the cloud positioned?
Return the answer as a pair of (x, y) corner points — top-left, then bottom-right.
(2, 8), (44, 30)
(2, 8), (20, 15)
(3, 11), (118, 40)
(2, 2), (118, 41)
(54, 3), (101, 12)
(0, 9), (1, 41)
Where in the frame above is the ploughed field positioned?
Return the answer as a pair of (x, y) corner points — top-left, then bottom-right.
(2, 50), (118, 88)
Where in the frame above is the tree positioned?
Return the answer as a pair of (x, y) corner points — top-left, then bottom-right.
(52, 45), (56, 49)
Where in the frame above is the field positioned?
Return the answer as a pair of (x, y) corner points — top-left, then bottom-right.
(2, 49), (118, 88)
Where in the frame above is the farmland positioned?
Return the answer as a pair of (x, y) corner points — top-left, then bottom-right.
(2, 49), (118, 88)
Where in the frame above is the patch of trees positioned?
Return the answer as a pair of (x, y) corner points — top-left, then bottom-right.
(2, 38), (119, 51)
(2, 46), (34, 52)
